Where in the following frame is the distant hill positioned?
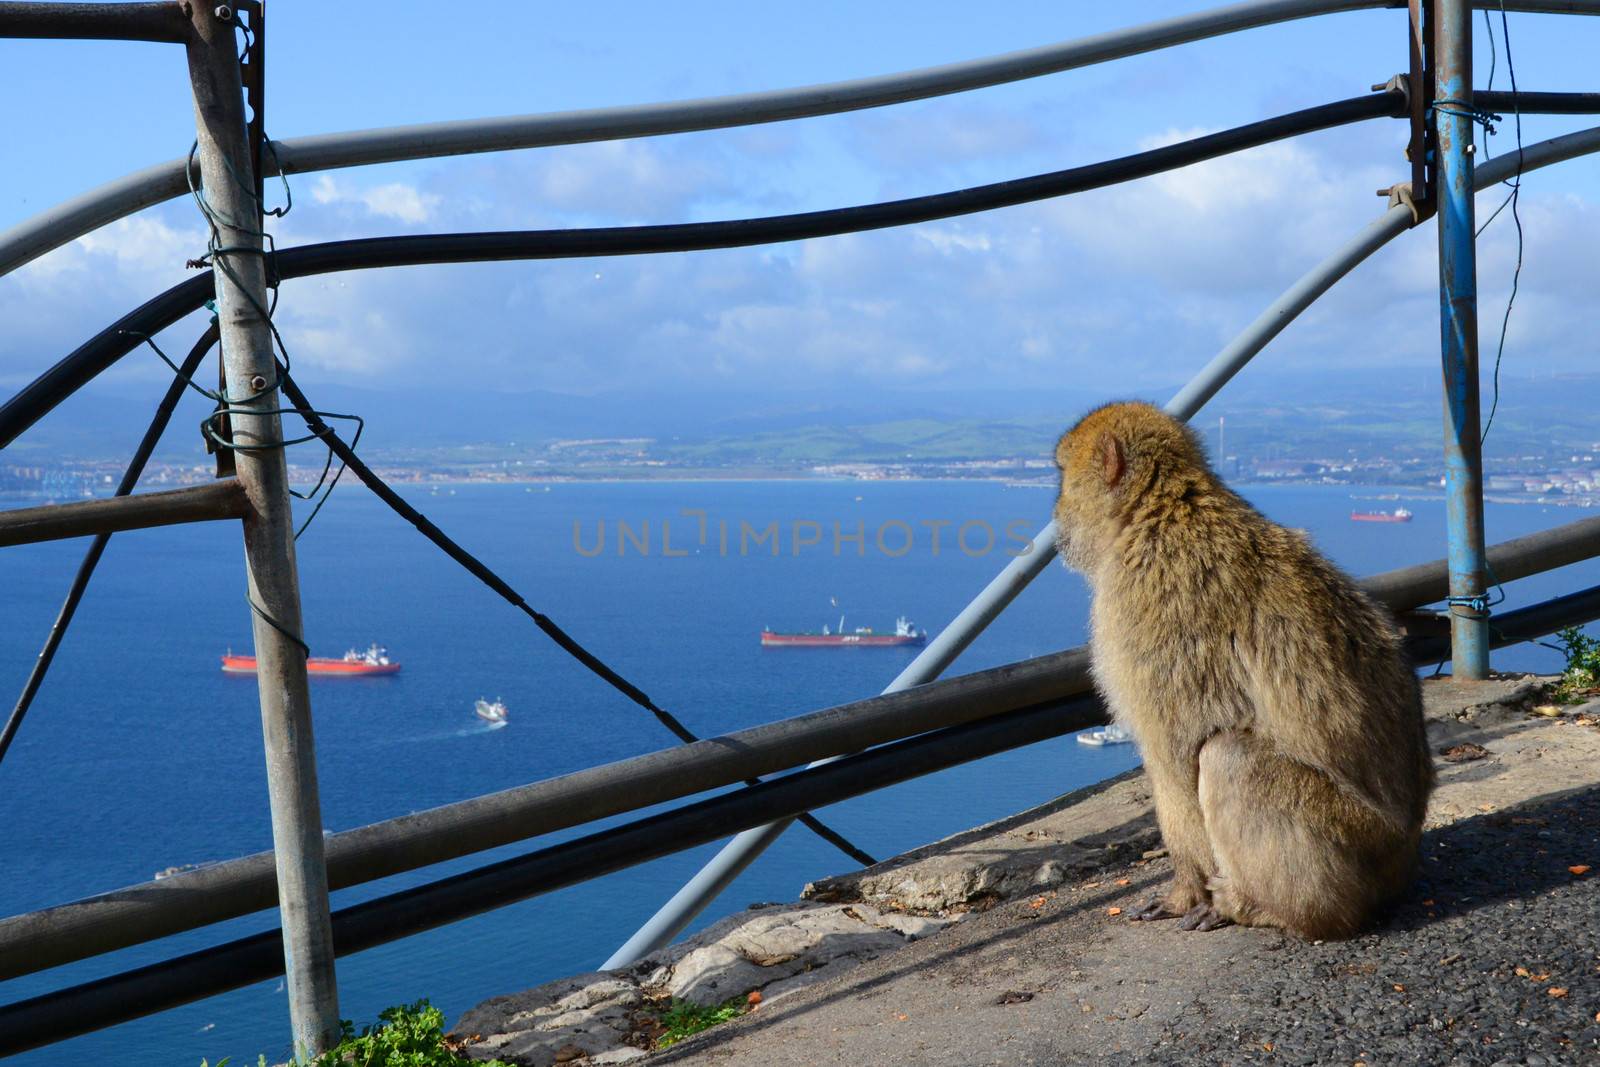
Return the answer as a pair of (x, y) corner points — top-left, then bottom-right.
(6, 370), (1597, 470)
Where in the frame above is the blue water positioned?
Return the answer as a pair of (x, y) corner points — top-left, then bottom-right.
(1, 480), (1593, 1065)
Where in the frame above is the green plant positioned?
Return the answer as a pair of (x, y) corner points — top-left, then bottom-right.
(1548, 627), (1600, 700)
(202, 1002), (508, 1067)
(313, 1001), (511, 1067)
(1552, 626), (1600, 700)
(652, 996), (748, 1049)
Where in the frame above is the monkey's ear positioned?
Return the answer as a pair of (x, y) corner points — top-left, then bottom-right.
(1097, 431), (1125, 488)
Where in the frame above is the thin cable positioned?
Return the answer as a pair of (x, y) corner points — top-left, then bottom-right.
(1480, 1), (1524, 446)
(274, 371), (875, 867)
(1484, 9), (1497, 94)
(245, 594), (312, 658)
(0, 323), (220, 771)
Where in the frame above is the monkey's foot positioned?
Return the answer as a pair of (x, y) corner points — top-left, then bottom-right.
(1131, 897), (1181, 922)
(1176, 903), (1232, 932)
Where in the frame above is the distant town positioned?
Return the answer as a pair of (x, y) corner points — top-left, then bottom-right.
(9, 425), (1600, 510)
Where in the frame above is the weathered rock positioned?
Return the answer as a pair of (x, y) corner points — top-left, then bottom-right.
(637, 903), (934, 1007)
(804, 769), (1156, 913)
(588, 1049), (647, 1064)
(452, 972), (643, 1066)
(450, 904), (950, 1060)
(1428, 673), (1548, 726)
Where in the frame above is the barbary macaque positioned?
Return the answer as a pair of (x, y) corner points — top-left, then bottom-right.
(1053, 402), (1434, 939)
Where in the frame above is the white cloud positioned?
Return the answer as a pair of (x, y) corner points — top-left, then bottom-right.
(4, 116), (1598, 402)
(310, 175), (441, 223)
(26, 215), (204, 283)
(843, 100), (1066, 171)
(915, 226), (993, 254)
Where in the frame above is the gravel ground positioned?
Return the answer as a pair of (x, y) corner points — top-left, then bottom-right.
(1144, 785), (1600, 1065)
(651, 710), (1600, 1065)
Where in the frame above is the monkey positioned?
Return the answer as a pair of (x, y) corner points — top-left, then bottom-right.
(1053, 401), (1434, 940)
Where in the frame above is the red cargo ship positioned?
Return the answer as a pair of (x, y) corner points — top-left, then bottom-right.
(761, 615), (926, 648)
(1350, 508), (1413, 524)
(221, 643), (401, 675)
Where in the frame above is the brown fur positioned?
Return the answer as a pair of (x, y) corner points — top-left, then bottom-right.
(1053, 402), (1434, 940)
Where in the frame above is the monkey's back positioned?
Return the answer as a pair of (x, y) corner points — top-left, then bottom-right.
(1092, 482), (1433, 830)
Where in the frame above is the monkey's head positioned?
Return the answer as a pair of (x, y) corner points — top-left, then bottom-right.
(1053, 401), (1211, 573)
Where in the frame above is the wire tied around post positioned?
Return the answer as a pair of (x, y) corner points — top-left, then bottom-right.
(1446, 563), (1507, 620)
(182, 103), (362, 540)
(121, 330), (363, 539)
(1445, 592), (1494, 618)
(1429, 98), (1503, 135)
(246, 594), (312, 659)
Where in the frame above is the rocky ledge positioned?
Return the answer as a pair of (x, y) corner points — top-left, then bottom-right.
(450, 675), (1600, 1066)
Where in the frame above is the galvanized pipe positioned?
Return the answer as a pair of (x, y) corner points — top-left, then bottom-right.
(1364, 512), (1600, 610)
(1434, 0), (1491, 678)
(0, 478), (246, 547)
(0, 644), (1092, 982)
(6, 0), (1598, 279)
(0, 0), (187, 41)
(182, 8), (340, 1056)
(600, 121), (1600, 966)
(0, 68), (1587, 991)
(0, 121), (1587, 979)
(0, 692), (1110, 1057)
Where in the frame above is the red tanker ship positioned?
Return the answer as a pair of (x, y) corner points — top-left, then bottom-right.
(1350, 507), (1413, 524)
(221, 643), (401, 675)
(761, 615), (926, 648)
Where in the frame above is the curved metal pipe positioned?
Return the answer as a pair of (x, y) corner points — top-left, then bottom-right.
(0, 0), (1386, 277)
(8, 0), (1595, 278)
(0, 92), (1404, 449)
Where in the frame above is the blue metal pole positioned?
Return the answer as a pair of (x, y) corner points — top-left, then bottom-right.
(1434, 0), (1491, 678)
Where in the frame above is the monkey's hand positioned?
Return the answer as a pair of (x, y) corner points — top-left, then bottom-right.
(1131, 896), (1184, 922)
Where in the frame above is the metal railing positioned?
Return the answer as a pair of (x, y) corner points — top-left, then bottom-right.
(4, 0), (1600, 1059)
(3, 524), (1600, 1054)
(3, 1), (1597, 278)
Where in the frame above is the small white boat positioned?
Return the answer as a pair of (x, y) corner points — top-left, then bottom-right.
(475, 697), (508, 724)
(1077, 724), (1134, 747)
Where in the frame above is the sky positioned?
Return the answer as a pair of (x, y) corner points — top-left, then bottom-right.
(2, 1), (1598, 421)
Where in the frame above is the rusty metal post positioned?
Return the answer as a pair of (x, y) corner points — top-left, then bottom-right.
(1432, 0), (1491, 679)
(182, 4), (341, 1057)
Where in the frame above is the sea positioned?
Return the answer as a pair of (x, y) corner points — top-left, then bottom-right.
(1, 479), (1594, 1066)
